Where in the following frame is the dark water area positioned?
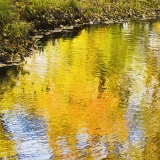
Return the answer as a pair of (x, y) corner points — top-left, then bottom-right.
(0, 20), (160, 160)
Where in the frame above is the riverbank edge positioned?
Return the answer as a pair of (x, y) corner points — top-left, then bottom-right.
(0, 4), (160, 67)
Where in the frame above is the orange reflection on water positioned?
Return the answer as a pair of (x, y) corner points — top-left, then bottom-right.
(35, 71), (127, 159)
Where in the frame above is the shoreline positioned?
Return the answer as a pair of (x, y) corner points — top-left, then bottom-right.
(35, 15), (159, 39)
(0, 17), (159, 68)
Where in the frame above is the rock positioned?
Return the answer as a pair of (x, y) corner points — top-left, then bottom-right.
(63, 26), (74, 30)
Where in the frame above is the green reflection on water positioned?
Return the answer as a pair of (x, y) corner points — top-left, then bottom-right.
(0, 20), (160, 159)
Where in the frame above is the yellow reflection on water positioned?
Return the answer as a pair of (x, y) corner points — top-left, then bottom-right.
(0, 21), (160, 159)
(32, 29), (128, 159)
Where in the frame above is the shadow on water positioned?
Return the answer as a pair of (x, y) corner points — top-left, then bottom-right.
(37, 27), (84, 53)
(0, 65), (30, 95)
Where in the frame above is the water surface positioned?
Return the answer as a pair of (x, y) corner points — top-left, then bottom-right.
(0, 20), (160, 160)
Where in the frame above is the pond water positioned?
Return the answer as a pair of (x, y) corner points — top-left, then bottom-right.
(0, 20), (160, 160)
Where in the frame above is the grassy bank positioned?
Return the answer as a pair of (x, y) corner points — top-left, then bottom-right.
(0, 0), (160, 64)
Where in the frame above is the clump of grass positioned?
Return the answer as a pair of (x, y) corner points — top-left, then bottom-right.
(3, 21), (31, 43)
(32, 0), (57, 10)
(60, 0), (81, 10)
(19, 0), (57, 20)
(0, 0), (15, 28)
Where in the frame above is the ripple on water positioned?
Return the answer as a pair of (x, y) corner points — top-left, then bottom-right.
(0, 20), (160, 160)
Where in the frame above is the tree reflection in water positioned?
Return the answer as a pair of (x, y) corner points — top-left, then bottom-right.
(0, 20), (160, 159)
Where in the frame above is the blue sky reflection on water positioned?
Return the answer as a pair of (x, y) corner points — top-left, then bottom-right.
(3, 105), (53, 160)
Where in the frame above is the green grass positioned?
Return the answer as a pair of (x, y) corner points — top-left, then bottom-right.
(3, 22), (30, 42)
(0, 0), (15, 27)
